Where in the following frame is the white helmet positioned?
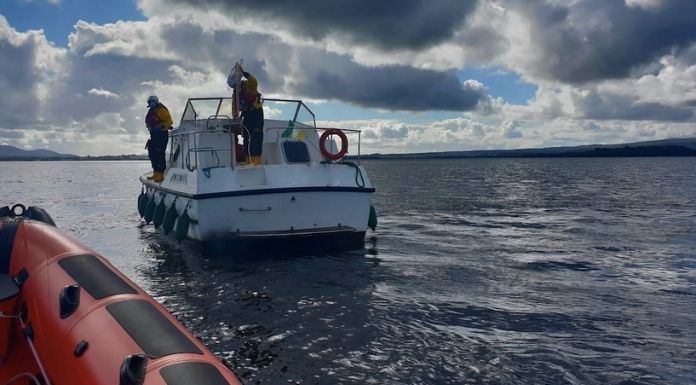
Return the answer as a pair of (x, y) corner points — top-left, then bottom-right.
(147, 95), (159, 107)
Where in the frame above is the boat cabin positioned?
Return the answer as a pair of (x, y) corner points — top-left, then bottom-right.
(169, 97), (359, 172)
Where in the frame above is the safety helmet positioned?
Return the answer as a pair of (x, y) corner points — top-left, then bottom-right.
(147, 95), (159, 107)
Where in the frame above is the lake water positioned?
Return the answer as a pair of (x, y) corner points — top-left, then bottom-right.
(1, 158), (695, 385)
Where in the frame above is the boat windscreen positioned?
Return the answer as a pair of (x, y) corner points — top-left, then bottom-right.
(296, 103), (316, 128)
(181, 99), (225, 121)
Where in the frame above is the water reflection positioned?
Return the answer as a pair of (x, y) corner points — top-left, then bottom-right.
(2, 159), (695, 384)
(138, 232), (382, 384)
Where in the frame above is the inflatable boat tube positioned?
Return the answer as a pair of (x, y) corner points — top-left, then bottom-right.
(0, 211), (242, 385)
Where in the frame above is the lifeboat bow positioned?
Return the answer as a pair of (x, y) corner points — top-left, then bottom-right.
(0, 204), (242, 385)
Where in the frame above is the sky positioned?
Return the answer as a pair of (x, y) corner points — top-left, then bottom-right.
(0, 0), (695, 156)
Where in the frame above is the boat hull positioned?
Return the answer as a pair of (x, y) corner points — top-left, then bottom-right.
(141, 174), (374, 251)
(202, 227), (366, 256)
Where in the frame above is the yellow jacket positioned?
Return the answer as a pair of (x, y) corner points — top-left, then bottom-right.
(232, 72), (263, 116)
(145, 104), (173, 130)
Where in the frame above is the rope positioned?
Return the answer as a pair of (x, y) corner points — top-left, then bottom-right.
(3, 372), (41, 385)
(338, 160), (366, 188)
(184, 200), (199, 224)
(202, 165), (225, 178)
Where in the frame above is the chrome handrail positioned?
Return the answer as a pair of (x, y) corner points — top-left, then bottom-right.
(206, 114), (234, 131)
(185, 147), (221, 171)
(264, 127), (363, 162)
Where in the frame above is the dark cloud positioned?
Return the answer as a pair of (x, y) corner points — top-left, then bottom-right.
(300, 64), (488, 111)
(158, 23), (490, 111)
(509, 0), (696, 83)
(165, 0), (479, 50)
(457, 25), (508, 64)
(573, 90), (694, 121)
(381, 125), (409, 139)
(165, 0), (696, 86)
(0, 31), (43, 128)
(160, 23), (278, 87)
(0, 129), (25, 139)
(46, 52), (176, 125)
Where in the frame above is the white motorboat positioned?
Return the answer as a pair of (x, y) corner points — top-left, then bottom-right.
(138, 97), (376, 251)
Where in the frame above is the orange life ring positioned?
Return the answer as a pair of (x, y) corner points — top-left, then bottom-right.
(319, 129), (348, 160)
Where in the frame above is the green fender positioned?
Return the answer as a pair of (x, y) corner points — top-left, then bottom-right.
(175, 209), (191, 242)
(153, 197), (167, 229)
(162, 200), (178, 235)
(137, 190), (148, 218)
(143, 196), (157, 224)
(368, 204), (378, 231)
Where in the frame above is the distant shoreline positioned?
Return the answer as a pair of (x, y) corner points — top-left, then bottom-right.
(355, 144), (696, 160)
(3, 146), (696, 162)
(0, 155), (149, 161)
(2, 139), (696, 161)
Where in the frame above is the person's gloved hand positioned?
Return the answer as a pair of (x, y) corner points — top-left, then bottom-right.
(227, 72), (236, 88)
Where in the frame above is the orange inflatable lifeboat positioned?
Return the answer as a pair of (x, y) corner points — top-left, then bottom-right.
(0, 204), (242, 385)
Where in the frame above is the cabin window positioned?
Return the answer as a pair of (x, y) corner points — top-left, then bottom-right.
(282, 141), (310, 163)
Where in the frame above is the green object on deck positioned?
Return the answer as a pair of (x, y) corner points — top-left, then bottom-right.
(368, 204), (378, 231)
(143, 195), (156, 224)
(153, 197), (167, 229)
(175, 209), (191, 242)
(137, 190), (148, 218)
(162, 200), (178, 235)
(281, 120), (294, 138)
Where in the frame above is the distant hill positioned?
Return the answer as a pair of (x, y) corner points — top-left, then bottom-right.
(2, 137), (696, 161)
(0, 145), (148, 161)
(359, 137), (696, 159)
(0, 145), (78, 160)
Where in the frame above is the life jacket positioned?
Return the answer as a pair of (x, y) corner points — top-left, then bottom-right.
(145, 104), (169, 129)
(240, 83), (261, 111)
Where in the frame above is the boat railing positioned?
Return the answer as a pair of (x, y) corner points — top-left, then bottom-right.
(265, 127), (363, 163)
(318, 127), (363, 163)
(205, 114), (236, 132)
(179, 97), (316, 129)
(184, 147), (221, 172)
(171, 98), (365, 168)
(170, 115), (244, 171)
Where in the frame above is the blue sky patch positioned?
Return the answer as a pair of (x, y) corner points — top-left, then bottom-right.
(457, 67), (537, 105)
(0, 0), (145, 46)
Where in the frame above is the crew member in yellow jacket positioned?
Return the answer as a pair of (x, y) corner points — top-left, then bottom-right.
(228, 67), (264, 165)
(145, 95), (173, 182)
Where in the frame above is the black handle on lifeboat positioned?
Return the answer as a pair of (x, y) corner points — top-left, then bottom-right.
(59, 284), (81, 319)
(120, 353), (148, 385)
(0, 273), (19, 302)
(0, 204), (56, 227)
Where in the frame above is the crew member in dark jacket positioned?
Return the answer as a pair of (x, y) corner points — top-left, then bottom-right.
(145, 95), (173, 182)
(228, 67), (264, 165)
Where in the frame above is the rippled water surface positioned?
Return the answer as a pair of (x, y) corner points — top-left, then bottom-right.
(2, 158), (695, 384)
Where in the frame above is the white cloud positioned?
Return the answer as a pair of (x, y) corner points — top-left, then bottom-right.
(502, 120), (523, 139)
(0, 15), (67, 128)
(21, 0), (61, 4)
(88, 88), (120, 98)
(0, 1), (695, 156)
(625, 0), (664, 10)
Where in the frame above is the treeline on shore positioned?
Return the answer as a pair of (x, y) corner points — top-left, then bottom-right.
(2, 143), (696, 161)
(357, 144), (696, 160)
(0, 154), (148, 161)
